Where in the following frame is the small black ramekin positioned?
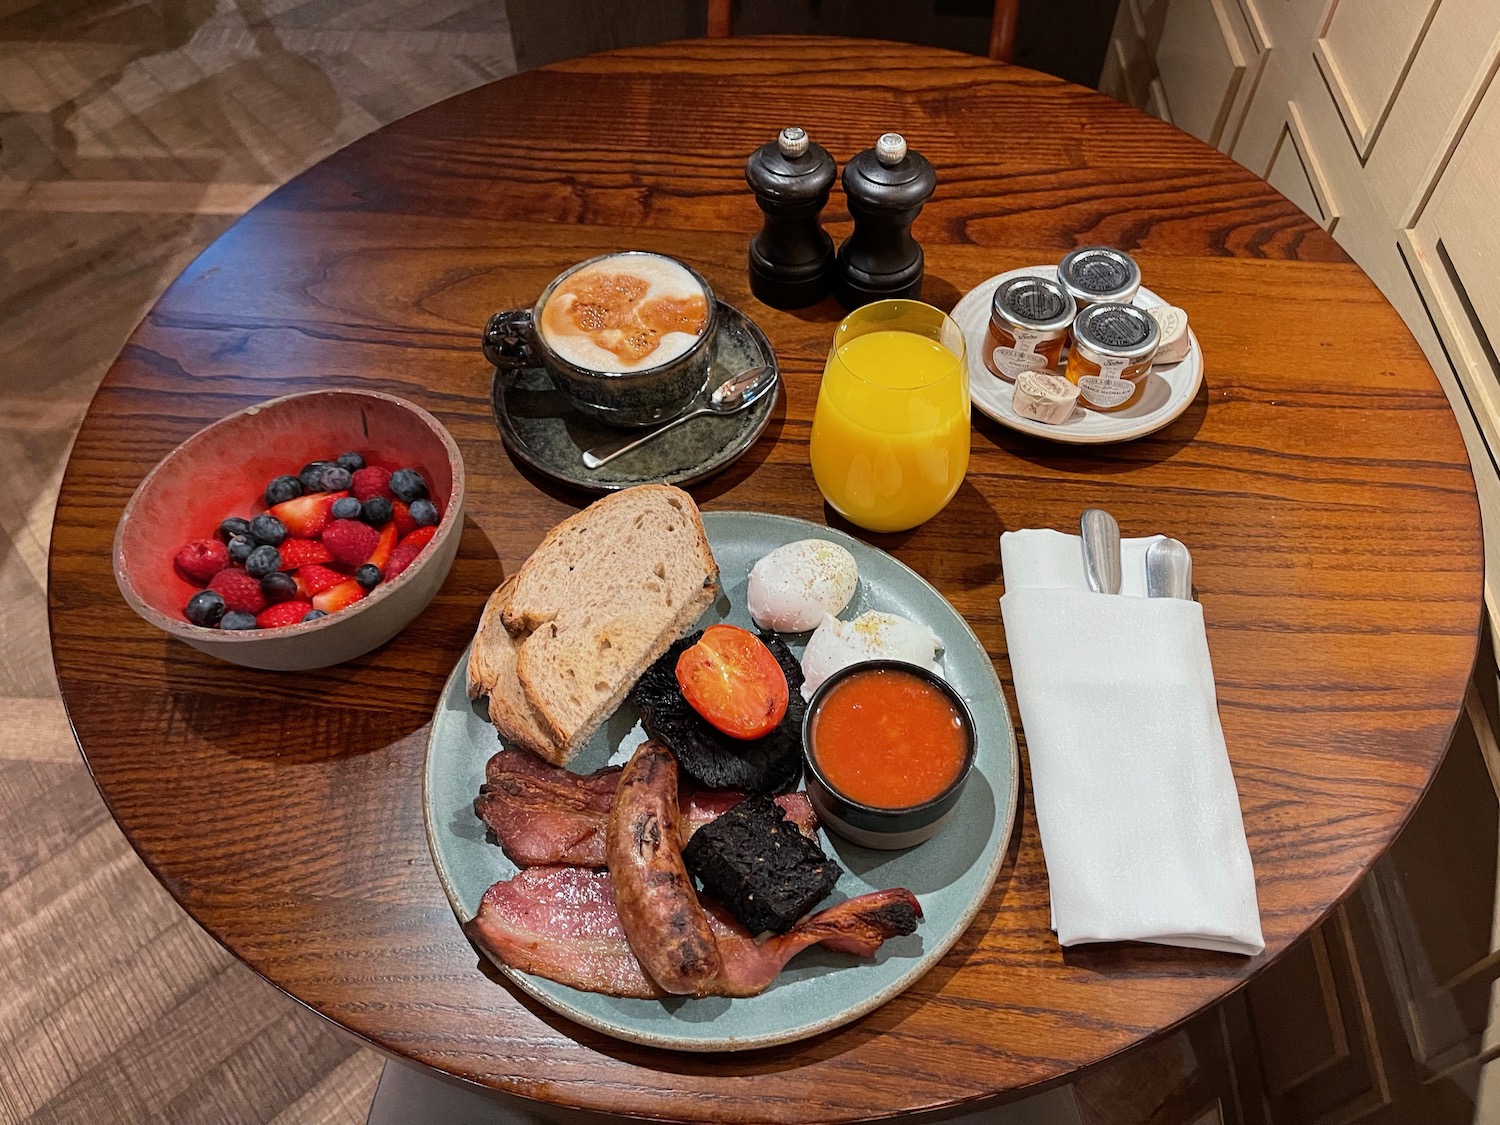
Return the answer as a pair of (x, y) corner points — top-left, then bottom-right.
(802, 660), (976, 850)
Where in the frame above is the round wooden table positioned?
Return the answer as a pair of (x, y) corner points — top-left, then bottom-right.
(50, 37), (1483, 1123)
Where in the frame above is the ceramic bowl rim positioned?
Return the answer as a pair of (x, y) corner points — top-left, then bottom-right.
(801, 659), (978, 819)
(112, 387), (466, 646)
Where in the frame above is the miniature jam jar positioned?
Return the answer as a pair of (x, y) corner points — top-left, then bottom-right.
(1056, 246), (1141, 308)
(981, 275), (1076, 382)
(1065, 302), (1160, 413)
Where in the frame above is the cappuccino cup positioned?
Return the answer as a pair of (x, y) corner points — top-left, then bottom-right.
(483, 252), (719, 428)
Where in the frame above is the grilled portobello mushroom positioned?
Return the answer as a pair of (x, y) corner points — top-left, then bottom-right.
(629, 630), (806, 794)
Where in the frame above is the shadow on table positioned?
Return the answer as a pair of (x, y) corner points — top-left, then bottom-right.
(976, 376), (1210, 477)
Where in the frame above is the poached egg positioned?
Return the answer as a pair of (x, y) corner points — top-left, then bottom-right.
(800, 611), (943, 701)
(747, 539), (859, 633)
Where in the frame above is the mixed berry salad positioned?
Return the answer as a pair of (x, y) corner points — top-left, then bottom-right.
(172, 451), (442, 630)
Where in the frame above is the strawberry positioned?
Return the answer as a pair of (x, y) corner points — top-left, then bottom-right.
(174, 538), (229, 583)
(296, 564), (346, 596)
(312, 579), (366, 614)
(365, 522), (398, 571)
(351, 466), (393, 502)
(277, 538), (334, 569)
(209, 568), (266, 615)
(401, 525), (438, 550)
(386, 526), (438, 579)
(255, 600), (314, 629)
(321, 518), (380, 566)
(391, 499), (416, 538)
(269, 490), (348, 539)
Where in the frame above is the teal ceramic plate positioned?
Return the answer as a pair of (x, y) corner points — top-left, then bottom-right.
(490, 302), (777, 494)
(423, 511), (1018, 1052)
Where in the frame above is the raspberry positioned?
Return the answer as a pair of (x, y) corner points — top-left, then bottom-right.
(321, 518), (380, 566)
(351, 466), (393, 502)
(295, 564), (346, 596)
(208, 568), (267, 615)
(174, 539), (229, 583)
(256, 600), (315, 629)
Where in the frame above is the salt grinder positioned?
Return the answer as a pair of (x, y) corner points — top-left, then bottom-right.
(835, 132), (937, 309)
(745, 126), (838, 309)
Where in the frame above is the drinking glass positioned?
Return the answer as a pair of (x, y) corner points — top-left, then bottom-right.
(809, 300), (970, 533)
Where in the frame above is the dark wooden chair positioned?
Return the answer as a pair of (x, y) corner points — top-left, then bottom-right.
(706, 0), (1021, 64)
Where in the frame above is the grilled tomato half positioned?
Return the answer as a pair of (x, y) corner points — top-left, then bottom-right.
(675, 624), (790, 740)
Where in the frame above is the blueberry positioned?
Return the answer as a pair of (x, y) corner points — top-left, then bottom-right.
(319, 465), (353, 492)
(264, 474), (302, 506)
(336, 451), (365, 472)
(220, 611), (258, 630)
(331, 496), (362, 520)
(301, 609), (327, 623)
(354, 563), (383, 590)
(245, 544), (282, 579)
(299, 460), (334, 492)
(185, 589), (226, 627)
(219, 516), (252, 542)
(360, 496), (393, 525)
(389, 468), (428, 503)
(249, 514), (286, 546)
(408, 498), (440, 527)
(260, 571), (297, 602)
(227, 534), (256, 564)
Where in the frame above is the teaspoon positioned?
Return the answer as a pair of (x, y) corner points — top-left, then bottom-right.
(581, 365), (777, 470)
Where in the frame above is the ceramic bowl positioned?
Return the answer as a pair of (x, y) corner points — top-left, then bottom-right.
(802, 660), (977, 850)
(114, 389), (465, 671)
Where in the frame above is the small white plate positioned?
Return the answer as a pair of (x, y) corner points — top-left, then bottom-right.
(952, 266), (1204, 445)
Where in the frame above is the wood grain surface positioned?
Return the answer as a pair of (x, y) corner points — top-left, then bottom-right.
(47, 37), (1483, 1123)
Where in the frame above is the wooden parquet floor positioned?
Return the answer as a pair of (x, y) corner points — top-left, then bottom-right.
(0, 2), (514, 1122)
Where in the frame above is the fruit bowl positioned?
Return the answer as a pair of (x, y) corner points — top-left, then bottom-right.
(114, 389), (466, 671)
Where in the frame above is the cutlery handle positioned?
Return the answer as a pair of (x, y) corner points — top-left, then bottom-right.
(1080, 508), (1122, 594)
(582, 409), (706, 470)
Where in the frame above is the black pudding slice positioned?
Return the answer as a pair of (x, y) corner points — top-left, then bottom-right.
(682, 794), (842, 935)
(630, 630), (806, 794)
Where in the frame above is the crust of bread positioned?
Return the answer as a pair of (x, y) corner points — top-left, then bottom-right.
(465, 576), (562, 761)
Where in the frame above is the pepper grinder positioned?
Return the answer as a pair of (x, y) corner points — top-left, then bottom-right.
(835, 132), (937, 309)
(745, 126), (838, 309)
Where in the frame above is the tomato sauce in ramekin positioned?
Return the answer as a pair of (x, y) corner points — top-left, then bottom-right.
(808, 665), (968, 809)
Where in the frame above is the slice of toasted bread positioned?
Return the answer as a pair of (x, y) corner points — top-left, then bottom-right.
(506, 485), (719, 765)
(466, 577), (559, 760)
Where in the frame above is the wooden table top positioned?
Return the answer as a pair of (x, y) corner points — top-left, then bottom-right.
(49, 37), (1483, 1123)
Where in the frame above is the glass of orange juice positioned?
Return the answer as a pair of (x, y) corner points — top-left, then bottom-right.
(809, 300), (970, 533)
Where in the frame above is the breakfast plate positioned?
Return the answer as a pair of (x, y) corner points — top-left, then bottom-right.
(951, 266), (1204, 444)
(423, 511), (1018, 1052)
(489, 302), (778, 494)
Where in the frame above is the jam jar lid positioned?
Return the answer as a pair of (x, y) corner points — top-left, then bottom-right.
(1057, 246), (1142, 304)
(1071, 302), (1160, 363)
(991, 276), (1076, 334)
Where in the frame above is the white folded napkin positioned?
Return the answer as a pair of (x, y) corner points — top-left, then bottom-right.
(999, 528), (1264, 956)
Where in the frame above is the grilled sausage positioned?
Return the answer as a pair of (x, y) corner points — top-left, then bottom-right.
(607, 740), (722, 995)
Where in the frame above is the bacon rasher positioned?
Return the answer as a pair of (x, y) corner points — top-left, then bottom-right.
(463, 865), (921, 999)
(472, 748), (817, 868)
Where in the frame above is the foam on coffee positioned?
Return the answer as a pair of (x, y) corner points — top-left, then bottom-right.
(539, 254), (710, 373)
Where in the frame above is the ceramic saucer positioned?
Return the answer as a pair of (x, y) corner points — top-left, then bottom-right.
(951, 266), (1204, 444)
(490, 302), (778, 493)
